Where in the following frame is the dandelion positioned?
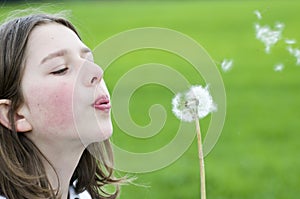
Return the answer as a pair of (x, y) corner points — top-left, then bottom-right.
(254, 10), (262, 20)
(172, 85), (216, 122)
(172, 85), (217, 199)
(220, 59), (234, 72)
(255, 22), (284, 53)
(274, 63), (284, 72)
(172, 93), (196, 122)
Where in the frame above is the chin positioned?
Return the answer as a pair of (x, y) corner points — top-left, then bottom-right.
(100, 123), (113, 141)
(77, 125), (113, 147)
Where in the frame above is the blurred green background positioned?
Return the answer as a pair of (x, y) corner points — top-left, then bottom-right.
(1, 0), (300, 198)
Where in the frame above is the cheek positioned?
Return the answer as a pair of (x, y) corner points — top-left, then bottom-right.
(26, 83), (75, 132)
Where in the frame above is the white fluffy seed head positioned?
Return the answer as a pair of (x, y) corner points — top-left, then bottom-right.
(172, 85), (217, 122)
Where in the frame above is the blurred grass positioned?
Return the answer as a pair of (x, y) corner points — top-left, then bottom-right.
(1, 1), (300, 198)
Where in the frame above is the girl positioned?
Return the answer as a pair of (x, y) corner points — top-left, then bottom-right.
(0, 12), (122, 199)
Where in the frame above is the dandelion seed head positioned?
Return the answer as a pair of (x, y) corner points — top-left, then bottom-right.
(274, 63), (284, 72)
(186, 85), (217, 119)
(172, 85), (217, 122)
(221, 59), (233, 72)
(172, 93), (196, 122)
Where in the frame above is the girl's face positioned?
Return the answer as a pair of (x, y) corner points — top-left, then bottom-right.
(19, 23), (112, 147)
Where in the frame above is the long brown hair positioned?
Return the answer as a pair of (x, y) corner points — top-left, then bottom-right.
(0, 12), (121, 199)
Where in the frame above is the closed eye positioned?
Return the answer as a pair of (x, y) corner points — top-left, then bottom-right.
(51, 67), (68, 75)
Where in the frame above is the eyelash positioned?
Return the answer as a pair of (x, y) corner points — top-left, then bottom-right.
(51, 67), (68, 75)
(49, 54), (92, 75)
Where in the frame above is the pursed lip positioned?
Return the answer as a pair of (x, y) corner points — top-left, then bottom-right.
(93, 95), (111, 112)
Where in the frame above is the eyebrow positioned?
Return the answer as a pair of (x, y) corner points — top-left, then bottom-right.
(40, 48), (92, 64)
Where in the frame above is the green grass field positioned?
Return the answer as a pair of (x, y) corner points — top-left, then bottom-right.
(1, 1), (300, 198)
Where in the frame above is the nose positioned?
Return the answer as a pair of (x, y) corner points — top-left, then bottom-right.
(81, 60), (104, 87)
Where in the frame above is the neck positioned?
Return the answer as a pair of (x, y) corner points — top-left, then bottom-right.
(41, 142), (85, 199)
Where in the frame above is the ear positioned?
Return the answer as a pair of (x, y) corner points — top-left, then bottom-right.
(0, 99), (32, 132)
(0, 99), (13, 129)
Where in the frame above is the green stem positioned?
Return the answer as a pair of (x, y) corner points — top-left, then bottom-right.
(195, 119), (206, 199)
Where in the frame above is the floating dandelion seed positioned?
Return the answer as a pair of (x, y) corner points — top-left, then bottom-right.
(287, 46), (294, 54)
(220, 59), (234, 72)
(254, 10), (262, 20)
(172, 85), (217, 199)
(255, 22), (284, 53)
(287, 46), (300, 65)
(253, 10), (299, 68)
(275, 22), (285, 30)
(274, 63), (284, 72)
(285, 38), (297, 45)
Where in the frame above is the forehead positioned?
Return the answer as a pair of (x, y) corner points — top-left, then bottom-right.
(25, 22), (84, 63)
